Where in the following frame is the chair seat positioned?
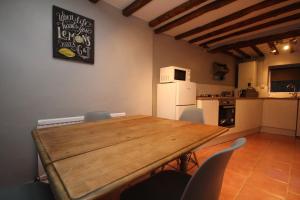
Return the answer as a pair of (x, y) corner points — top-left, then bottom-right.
(121, 170), (191, 200)
(0, 182), (54, 200)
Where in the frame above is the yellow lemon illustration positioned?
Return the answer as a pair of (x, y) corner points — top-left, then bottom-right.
(58, 48), (75, 58)
(74, 35), (84, 44)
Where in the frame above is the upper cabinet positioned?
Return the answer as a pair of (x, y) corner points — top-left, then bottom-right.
(238, 61), (257, 89)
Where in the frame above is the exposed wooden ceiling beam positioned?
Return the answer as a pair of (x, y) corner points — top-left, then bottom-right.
(149, 0), (208, 27)
(222, 51), (243, 60)
(89, 0), (100, 3)
(198, 12), (300, 46)
(123, 0), (152, 17)
(175, 0), (287, 40)
(234, 48), (252, 59)
(268, 42), (279, 55)
(251, 45), (265, 57)
(154, 0), (236, 34)
(209, 29), (300, 53)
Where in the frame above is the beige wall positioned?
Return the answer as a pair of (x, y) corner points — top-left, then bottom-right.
(153, 34), (236, 114)
(256, 51), (300, 97)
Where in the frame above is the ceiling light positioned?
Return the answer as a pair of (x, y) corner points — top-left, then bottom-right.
(270, 49), (277, 53)
(283, 44), (290, 51)
(291, 38), (298, 44)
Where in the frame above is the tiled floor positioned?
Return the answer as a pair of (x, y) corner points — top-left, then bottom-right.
(190, 133), (300, 200)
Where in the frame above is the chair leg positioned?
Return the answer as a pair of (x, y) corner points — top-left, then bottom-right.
(192, 152), (199, 167)
(179, 154), (189, 172)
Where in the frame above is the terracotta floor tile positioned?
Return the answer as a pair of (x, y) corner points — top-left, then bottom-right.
(219, 169), (247, 200)
(291, 161), (300, 174)
(294, 153), (300, 165)
(160, 133), (299, 200)
(287, 192), (300, 200)
(237, 184), (282, 200)
(254, 159), (291, 183)
(223, 169), (247, 185)
(220, 184), (239, 200)
(246, 172), (288, 199)
(289, 176), (300, 195)
(226, 157), (256, 176)
(104, 134), (299, 200)
(291, 163), (300, 175)
(261, 151), (294, 163)
(234, 147), (258, 157)
(290, 165), (300, 195)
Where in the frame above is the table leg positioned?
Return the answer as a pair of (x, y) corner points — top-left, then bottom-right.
(179, 154), (188, 172)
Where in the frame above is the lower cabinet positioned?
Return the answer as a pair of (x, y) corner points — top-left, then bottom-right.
(232, 100), (263, 133)
(197, 99), (263, 134)
(197, 100), (218, 125)
(197, 98), (299, 136)
(262, 99), (298, 135)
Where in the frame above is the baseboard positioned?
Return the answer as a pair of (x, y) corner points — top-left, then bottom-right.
(261, 126), (295, 137)
(194, 127), (260, 151)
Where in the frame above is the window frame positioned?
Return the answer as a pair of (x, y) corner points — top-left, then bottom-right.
(268, 63), (300, 93)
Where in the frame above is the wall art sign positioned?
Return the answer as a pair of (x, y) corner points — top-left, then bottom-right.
(53, 5), (94, 64)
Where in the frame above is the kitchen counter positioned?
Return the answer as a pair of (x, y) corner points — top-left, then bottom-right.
(196, 96), (299, 100)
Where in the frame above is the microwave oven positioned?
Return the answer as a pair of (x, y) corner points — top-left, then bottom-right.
(160, 66), (191, 83)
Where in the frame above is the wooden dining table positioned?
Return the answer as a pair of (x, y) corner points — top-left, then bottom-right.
(32, 115), (228, 200)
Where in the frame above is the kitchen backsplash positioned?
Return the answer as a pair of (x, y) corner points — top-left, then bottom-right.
(196, 83), (234, 96)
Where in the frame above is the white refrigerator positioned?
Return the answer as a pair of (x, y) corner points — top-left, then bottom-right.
(157, 81), (196, 120)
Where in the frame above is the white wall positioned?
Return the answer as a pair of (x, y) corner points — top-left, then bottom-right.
(0, 0), (153, 186)
(256, 51), (300, 97)
(153, 34), (236, 114)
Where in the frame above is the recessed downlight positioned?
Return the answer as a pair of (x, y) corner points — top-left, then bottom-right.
(283, 44), (290, 51)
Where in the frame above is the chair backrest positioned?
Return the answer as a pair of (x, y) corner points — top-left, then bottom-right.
(179, 107), (204, 124)
(181, 138), (246, 200)
(84, 111), (111, 122)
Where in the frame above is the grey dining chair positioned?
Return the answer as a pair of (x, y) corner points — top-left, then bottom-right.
(0, 182), (54, 200)
(120, 137), (246, 200)
(162, 107), (204, 171)
(180, 107), (204, 169)
(180, 107), (204, 124)
(84, 111), (111, 122)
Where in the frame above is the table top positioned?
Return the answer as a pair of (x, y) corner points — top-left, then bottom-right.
(33, 115), (228, 200)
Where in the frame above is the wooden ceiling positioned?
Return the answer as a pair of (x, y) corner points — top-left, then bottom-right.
(94, 0), (300, 61)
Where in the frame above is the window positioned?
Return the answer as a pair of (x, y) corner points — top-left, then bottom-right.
(269, 64), (300, 92)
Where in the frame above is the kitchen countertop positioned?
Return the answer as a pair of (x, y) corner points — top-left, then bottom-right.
(196, 96), (300, 100)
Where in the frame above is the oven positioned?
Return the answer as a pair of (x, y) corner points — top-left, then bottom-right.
(218, 99), (235, 128)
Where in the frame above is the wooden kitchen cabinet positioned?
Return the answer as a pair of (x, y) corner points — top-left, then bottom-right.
(197, 99), (263, 134)
(197, 100), (219, 125)
(233, 99), (263, 133)
(262, 99), (298, 135)
(198, 98), (299, 137)
(238, 61), (257, 89)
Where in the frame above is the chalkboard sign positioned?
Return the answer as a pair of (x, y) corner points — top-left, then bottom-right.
(53, 6), (94, 64)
